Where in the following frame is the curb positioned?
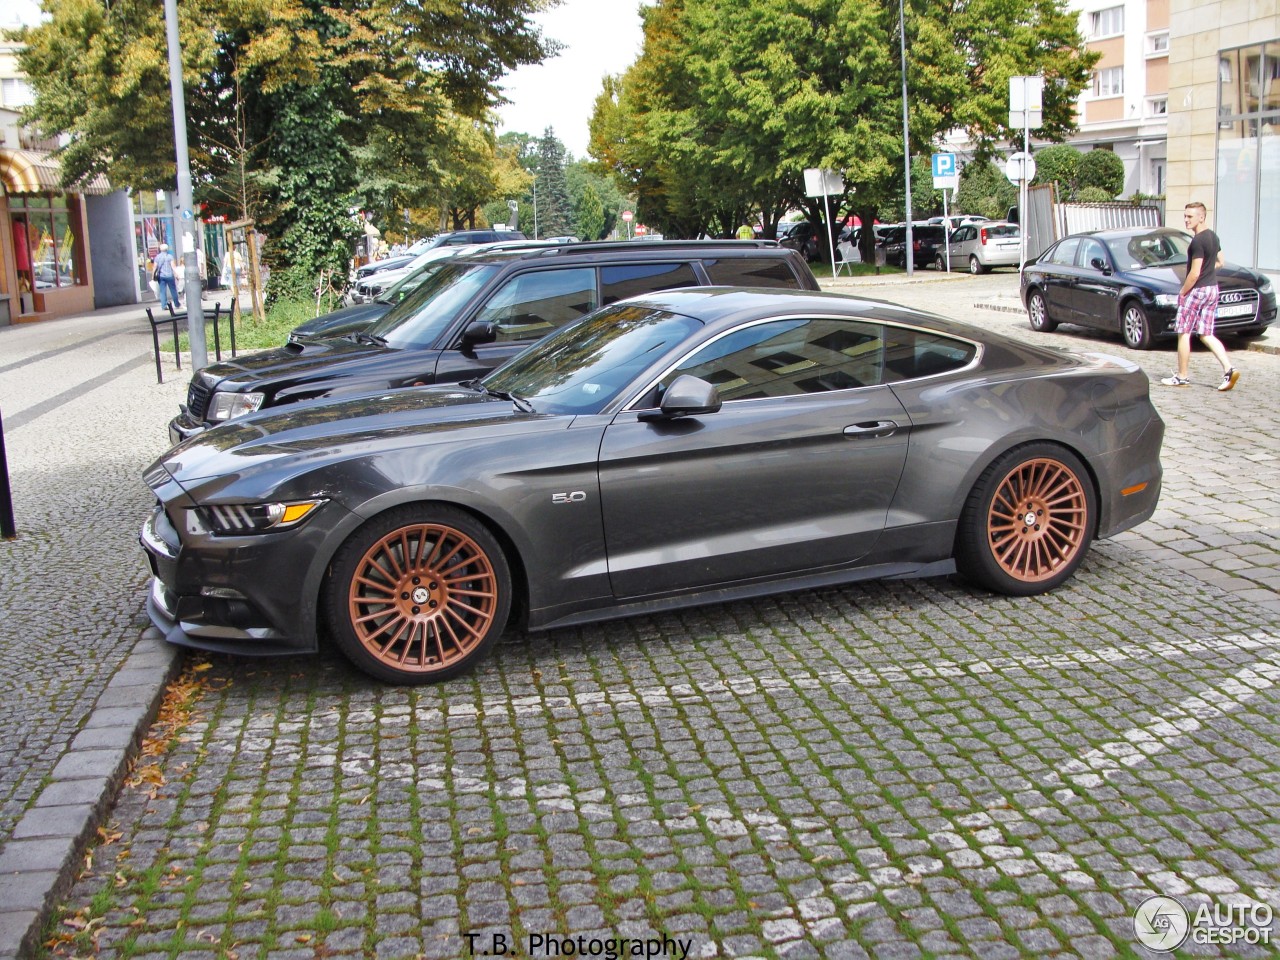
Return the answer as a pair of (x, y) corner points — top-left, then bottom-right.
(0, 630), (181, 960)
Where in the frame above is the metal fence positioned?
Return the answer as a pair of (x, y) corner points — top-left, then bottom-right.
(1023, 187), (1167, 264)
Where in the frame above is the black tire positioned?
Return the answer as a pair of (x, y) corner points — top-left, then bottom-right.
(1121, 301), (1154, 350)
(935, 254), (946, 272)
(326, 505), (512, 684)
(1027, 290), (1057, 333)
(969, 255), (986, 275)
(955, 443), (1096, 596)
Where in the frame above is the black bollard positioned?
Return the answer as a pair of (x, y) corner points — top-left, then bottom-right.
(0, 407), (15, 539)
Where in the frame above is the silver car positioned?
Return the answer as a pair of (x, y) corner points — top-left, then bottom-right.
(938, 221), (1021, 274)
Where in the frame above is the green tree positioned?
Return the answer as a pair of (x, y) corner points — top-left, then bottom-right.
(534, 128), (573, 238)
(13, 0), (555, 282)
(1078, 149), (1125, 197)
(954, 160), (1017, 221)
(590, 0), (1098, 245)
(575, 183), (607, 240)
(1032, 143), (1083, 201)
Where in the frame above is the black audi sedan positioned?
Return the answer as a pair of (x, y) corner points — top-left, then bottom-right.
(142, 287), (1163, 685)
(1020, 227), (1276, 349)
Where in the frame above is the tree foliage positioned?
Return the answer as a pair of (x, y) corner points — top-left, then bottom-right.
(13, 0), (556, 279)
(1032, 143), (1083, 201)
(954, 160), (1017, 220)
(1077, 149), (1125, 197)
(535, 128), (573, 237)
(589, 0), (1098, 238)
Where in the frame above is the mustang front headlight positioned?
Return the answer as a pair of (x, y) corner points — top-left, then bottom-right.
(208, 390), (265, 422)
(1154, 294), (1179, 307)
(194, 499), (326, 535)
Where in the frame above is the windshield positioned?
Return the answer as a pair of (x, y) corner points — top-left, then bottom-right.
(365, 262), (499, 348)
(483, 304), (702, 415)
(1105, 231), (1191, 270)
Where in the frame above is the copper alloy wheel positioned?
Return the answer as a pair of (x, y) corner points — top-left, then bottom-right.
(346, 523), (499, 674)
(986, 457), (1088, 583)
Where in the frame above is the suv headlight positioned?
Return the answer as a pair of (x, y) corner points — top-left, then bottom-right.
(1154, 294), (1179, 307)
(208, 391), (265, 422)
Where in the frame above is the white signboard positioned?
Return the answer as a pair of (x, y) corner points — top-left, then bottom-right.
(1009, 75), (1044, 129)
(803, 168), (844, 198)
(931, 153), (959, 191)
(1004, 152), (1037, 184)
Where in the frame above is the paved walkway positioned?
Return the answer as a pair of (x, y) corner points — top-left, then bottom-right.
(0, 296), (233, 958)
(0, 274), (1276, 958)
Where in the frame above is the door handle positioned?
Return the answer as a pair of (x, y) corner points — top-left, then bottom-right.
(844, 420), (898, 439)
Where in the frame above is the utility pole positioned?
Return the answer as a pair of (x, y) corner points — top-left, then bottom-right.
(899, 0), (913, 277)
(163, 0), (206, 370)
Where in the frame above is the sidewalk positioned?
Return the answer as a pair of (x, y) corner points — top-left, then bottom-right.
(0, 295), (234, 959)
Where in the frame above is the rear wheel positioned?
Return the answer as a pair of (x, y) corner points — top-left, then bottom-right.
(935, 254), (946, 272)
(1027, 290), (1057, 333)
(969, 255), (986, 275)
(326, 505), (511, 684)
(955, 444), (1096, 596)
(1121, 301), (1153, 350)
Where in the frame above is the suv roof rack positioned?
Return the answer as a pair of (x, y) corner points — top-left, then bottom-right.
(465, 238), (782, 259)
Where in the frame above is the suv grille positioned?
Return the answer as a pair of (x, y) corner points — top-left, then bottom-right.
(187, 376), (213, 420)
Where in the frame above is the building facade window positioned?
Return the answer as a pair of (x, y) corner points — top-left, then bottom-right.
(0, 77), (34, 108)
(1090, 6), (1124, 39)
(131, 190), (176, 299)
(1093, 66), (1124, 98)
(1147, 97), (1168, 117)
(1215, 39), (1280, 272)
(9, 194), (83, 293)
(1146, 32), (1169, 57)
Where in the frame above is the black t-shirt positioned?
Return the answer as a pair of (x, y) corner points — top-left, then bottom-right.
(1187, 229), (1221, 289)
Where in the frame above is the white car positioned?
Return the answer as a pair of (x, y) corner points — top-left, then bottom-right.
(937, 221), (1021, 274)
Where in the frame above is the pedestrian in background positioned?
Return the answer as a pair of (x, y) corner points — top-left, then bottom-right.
(153, 243), (180, 311)
(1161, 202), (1239, 392)
(736, 223), (754, 240)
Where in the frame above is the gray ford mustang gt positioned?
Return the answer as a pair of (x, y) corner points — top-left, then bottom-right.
(141, 287), (1164, 684)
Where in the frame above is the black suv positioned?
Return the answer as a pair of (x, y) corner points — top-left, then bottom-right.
(169, 240), (818, 444)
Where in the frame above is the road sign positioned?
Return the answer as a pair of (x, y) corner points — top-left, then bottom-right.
(635, 224), (647, 236)
(932, 153), (958, 190)
(1005, 152), (1037, 184)
(621, 210), (633, 222)
(1009, 75), (1044, 129)
(803, 168), (844, 197)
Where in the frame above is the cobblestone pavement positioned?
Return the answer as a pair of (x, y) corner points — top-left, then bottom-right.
(25, 275), (1280, 958)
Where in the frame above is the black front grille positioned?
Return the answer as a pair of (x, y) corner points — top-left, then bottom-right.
(187, 377), (212, 420)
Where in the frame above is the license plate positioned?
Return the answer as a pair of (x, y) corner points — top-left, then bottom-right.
(1217, 302), (1255, 318)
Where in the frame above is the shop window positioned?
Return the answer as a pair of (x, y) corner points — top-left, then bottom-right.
(10, 194), (82, 293)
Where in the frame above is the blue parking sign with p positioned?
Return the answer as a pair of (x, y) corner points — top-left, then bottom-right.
(932, 153), (956, 178)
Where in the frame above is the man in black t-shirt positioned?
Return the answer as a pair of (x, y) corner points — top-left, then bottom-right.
(1160, 202), (1239, 392)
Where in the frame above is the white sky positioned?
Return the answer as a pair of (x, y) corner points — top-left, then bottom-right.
(496, 0), (647, 160)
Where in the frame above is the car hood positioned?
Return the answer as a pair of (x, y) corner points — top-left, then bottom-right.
(202, 336), (396, 387)
(1118, 262), (1263, 291)
(289, 302), (389, 341)
(156, 385), (554, 494)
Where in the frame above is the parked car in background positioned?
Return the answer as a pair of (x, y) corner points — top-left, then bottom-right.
(347, 244), (491, 305)
(168, 241), (819, 443)
(777, 221), (820, 262)
(937, 221), (1021, 274)
(929, 214), (990, 232)
(1020, 227), (1276, 349)
(407, 229), (526, 256)
(883, 224), (947, 269)
(142, 286), (1163, 684)
(353, 254), (415, 283)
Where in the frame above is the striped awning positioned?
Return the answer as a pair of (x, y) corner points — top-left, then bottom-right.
(0, 148), (113, 196)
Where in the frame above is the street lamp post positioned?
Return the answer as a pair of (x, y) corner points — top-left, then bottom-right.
(162, 0), (206, 369)
(899, 0), (913, 277)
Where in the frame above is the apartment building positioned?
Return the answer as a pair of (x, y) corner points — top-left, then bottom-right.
(1165, 0), (1278, 273)
(1070, 0), (1171, 197)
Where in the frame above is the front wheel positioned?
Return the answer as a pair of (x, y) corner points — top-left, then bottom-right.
(955, 444), (1096, 596)
(1121, 301), (1154, 350)
(1027, 290), (1057, 332)
(326, 505), (512, 684)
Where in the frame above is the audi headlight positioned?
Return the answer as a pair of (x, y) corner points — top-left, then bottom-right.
(1154, 294), (1179, 307)
(193, 499), (326, 535)
(208, 390), (265, 422)
(1260, 279), (1274, 296)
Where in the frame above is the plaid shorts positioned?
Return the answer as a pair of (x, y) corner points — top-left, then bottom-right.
(1175, 285), (1219, 336)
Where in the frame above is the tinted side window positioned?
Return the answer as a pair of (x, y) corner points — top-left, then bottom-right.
(703, 257), (800, 288)
(600, 262), (699, 305)
(1077, 239), (1107, 269)
(881, 328), (976, 382)
(1049, 238), (1081, 265)
(954, 227), (974, 243)
(661, 318), (888, 402)
(474, 268), (598, 342)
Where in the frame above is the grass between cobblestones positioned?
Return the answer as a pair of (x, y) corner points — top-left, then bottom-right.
(37, 546), (1280, 959)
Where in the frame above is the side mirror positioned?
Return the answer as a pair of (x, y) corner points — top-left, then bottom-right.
(1090, 257), (1111, 275)
(643, 375), (722, 420)
(461, 320), (497, 348)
